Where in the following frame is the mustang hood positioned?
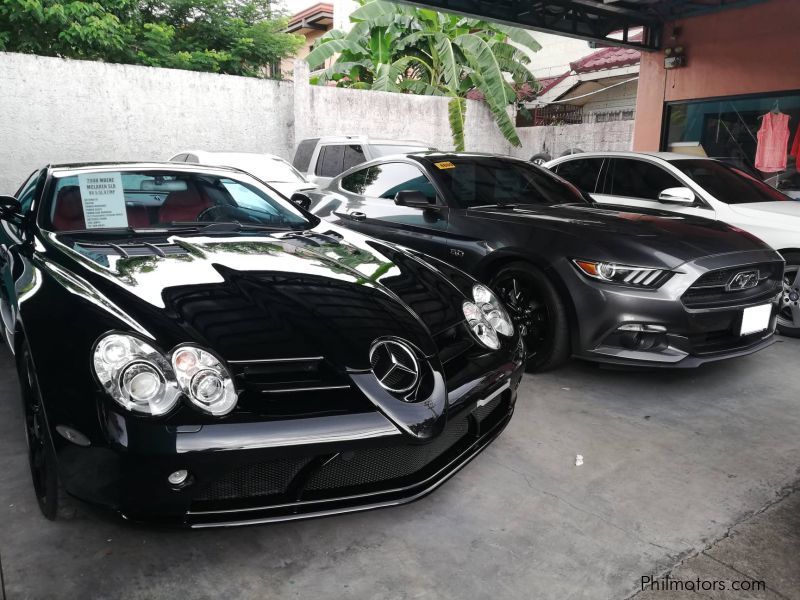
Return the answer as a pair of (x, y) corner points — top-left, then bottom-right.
(48, 226), (465, 370)
(469, 203), (772, 268)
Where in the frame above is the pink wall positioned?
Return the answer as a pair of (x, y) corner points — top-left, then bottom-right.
(633, 0), (800, 150)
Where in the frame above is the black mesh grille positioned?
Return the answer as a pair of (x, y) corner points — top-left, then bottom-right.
(195, 457), (312, 502)
(682, 262), (783, 308)
(304, 416), (470, 491)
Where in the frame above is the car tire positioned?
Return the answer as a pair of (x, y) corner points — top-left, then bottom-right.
(530, 153), (552, 166)
(490, 262), (571, 371)
(778, 251), (800, 338)
(19, 343), (70, 520)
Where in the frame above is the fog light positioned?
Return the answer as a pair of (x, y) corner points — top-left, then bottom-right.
(168, 469), (189, 486)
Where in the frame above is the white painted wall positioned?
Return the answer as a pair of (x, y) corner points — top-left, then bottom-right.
(0, 53), (633, 193)
(0, 53), (295, 193)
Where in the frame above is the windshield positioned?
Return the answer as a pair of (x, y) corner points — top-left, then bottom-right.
(428, 157), (588, 208)
(671, 159), (790, 204)
(371, 144), (432, 157)
(44, 169), (311, 233)
(213, 154), (308, 184)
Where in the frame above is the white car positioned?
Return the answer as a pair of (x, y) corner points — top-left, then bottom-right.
(168, 150), (317, 201)
(545, 151), (800, 336)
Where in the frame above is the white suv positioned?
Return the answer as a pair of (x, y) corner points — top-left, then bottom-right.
(545, 151), (800, 336)
(292, 136), (434, 187)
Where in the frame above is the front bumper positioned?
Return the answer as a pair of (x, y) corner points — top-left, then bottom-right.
(561, 250), (783, 367)
(56, 343), (524, 527)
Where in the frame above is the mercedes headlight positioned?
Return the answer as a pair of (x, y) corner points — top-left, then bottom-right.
(463, 284), (514, 350)
(572, 260), (670, 288)
(93, 333), (180, 416)
(472, 284), (514, 336)
(171, 346), (237, 416)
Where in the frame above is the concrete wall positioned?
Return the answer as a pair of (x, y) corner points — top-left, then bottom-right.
(633, 0), (800, 150)
(0, 52), (634, 193)
(0, 52), (295, 193)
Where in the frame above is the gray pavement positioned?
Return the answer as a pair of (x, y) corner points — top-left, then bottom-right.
(1, 337), (798, 600)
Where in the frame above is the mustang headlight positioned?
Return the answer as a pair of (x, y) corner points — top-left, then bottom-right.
(171, 346), (237, 416)
(573, 259), (670, 288)
(93, 333), (180, 416)
(472, 284), (514, 337)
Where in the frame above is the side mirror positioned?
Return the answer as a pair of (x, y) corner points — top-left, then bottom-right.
(394, 190), (435, 209)
(0, 195), (22, 220)
(658, 187), (695, 205)
(290, 193), (312, 211)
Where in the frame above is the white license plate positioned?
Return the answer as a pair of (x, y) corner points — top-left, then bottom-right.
(740, 304), (772, 336)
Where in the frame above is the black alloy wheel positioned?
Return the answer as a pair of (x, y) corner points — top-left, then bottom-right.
(20, 344), (59, 520)
(778, 252), (800, 337)
(490, 262), (570, 371)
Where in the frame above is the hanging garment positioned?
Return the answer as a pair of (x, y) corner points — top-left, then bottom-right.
(790, 121), (800, 159)
(754, 112), (790, 173)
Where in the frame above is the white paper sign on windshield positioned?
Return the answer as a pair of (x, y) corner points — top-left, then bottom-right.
(77, 172), (128, 229)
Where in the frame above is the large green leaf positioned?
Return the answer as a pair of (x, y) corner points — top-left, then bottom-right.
(454, 33), (511, 104)
(448, 96), (467, 151)
(434, 33), (459, 93)
(369, 27), (391, 64)
(469, 71), (521, 147)
(305, 38), (366, 68)
(492, 24), (541, 53)
(350, 0), (415, 21)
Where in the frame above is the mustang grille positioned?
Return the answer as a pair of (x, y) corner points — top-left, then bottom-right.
(682, 262), (783, 309)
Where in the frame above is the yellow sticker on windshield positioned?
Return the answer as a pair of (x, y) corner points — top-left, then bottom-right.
(434, 161), (456, 170)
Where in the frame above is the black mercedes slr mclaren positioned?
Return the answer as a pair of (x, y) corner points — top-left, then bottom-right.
(0, 163), (524, 526)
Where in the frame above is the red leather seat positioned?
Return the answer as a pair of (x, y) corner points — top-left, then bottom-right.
(52, 186), (85, 231)
(158, 190), (211, 223)
(126, 205), (150, 228)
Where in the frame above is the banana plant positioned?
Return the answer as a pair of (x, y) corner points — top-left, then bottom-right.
(305, 0), (540, 151)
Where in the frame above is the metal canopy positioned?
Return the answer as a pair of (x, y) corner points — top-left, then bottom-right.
(398, 0), (764, 50)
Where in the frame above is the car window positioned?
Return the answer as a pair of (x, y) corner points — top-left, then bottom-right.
(43, 169), (310, 232)
(316, 145), (345, 178)
(606, 159), (683, 200)
(293, 138), (319, 171)
(15, 170), (40, 213)
(170, 154), (188, 163)
(185, 154), (199, 164)
(340, 168), (370, 194)
(359, 163), (437, 201)
(342, 145), (366, 172)
(429, 157), (586, 208)
(671, 159), (789, 204)
(553, 158), (604, 193)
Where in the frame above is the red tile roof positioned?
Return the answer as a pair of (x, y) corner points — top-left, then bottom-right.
(569, 45), (641, 74)
(536, 72), (570, 96)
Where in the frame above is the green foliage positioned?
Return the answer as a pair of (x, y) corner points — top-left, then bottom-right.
(0, 0), (303, 77)
(307, 0), (539, 149)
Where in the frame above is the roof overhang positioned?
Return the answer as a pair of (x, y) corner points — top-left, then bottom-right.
(395, 0), (767, 50)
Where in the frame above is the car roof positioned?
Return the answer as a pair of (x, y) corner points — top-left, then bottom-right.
(330, 151), (534, 183)
(546, 150), (707, 164)
(311, 135), (433, 146)
(170, 150), (285, 161)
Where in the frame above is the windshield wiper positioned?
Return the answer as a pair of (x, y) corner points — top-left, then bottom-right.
(470, 203), (519, 209)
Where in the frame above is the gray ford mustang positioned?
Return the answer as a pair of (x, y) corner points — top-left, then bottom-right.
(307, 152), (785, 371)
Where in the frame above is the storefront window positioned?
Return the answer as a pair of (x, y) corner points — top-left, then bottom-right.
(664, 91), (800, 198)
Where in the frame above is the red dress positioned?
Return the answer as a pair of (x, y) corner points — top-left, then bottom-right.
(754, 112), (790, 173)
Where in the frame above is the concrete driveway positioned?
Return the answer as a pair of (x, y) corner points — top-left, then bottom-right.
(1, 337), (798, 600)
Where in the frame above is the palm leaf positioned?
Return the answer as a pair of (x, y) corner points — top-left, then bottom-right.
(448, 96), (467, 151)
(492, 24), (541, 53)
(434, 33), (459, 93)
(306, 39), (366, 68)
